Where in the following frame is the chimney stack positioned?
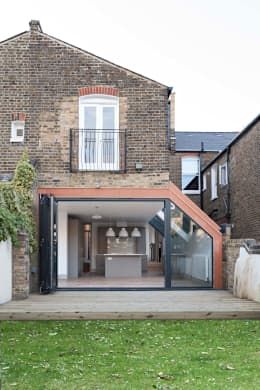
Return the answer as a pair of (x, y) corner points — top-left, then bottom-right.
(29, 20), (42, 33)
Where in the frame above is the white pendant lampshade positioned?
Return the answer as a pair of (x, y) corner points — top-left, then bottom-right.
(106, 227), (116, 237)
(118, 227), (128, 238)
(92, 214), (102, 220)
(131, 227), (141, 237)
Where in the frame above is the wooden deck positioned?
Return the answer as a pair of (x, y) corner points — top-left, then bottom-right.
(0, 290), (260, 320)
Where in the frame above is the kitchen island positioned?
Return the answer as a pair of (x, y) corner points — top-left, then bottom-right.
(104, 254), (143, 278)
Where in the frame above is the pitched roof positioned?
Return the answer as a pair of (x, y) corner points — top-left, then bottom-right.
(175, 131), (239, 152)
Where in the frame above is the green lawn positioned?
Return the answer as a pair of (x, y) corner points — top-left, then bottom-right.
(0, 321), (259, 389)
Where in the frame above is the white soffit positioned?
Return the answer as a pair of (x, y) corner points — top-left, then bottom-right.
(58, 200), (164, 223)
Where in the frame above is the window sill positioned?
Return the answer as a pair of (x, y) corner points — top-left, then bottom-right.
(183, 190), (201, 195)
(10, 138), (24, 143)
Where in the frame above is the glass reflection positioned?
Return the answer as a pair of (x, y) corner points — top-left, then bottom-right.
(170, 202), (213, 287)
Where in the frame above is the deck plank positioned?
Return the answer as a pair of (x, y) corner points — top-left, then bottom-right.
(0, 291), (260, 320)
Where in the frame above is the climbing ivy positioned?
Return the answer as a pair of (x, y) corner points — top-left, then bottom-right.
(0, 152), (36, 252)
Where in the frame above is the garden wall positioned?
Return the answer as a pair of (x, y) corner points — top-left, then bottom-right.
(0, 239), (12, 304)
(222, 236), (247, 290)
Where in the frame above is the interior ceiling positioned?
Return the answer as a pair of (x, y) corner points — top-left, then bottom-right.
(58, 200), (164, 223)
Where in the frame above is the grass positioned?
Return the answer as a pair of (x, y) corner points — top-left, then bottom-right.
(0, 321), (260, 389)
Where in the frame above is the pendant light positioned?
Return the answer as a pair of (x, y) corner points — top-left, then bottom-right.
(131, 227), (141, 238)
(106, 227), (116, 237)
(118, 227), (128, 238)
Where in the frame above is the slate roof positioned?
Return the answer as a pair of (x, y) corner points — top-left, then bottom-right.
(175, 131), (238, 152)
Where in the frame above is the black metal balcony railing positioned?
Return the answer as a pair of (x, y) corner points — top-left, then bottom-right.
(70, 129), (127, 172)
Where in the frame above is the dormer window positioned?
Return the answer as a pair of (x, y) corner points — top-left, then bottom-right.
(11, 120), (25, 142)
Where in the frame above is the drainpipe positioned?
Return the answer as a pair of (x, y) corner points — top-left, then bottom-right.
(167, 87), (174, 151)
(226, 146), (231, 223)
(199, 141), (204, 209)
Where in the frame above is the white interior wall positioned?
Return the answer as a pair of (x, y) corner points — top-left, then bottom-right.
(58, 208), (68, 279)
(68, 218), (80, 278)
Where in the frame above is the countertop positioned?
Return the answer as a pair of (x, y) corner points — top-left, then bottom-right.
(104, 253), (145, 256)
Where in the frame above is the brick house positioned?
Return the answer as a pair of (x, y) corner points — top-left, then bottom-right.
(202, 114), (260, 240)
(0, 21), (222, 294)
(171, 131), (238, 207)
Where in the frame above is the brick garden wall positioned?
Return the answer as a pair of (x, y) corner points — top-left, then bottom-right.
(222, 237), (248, 290)
(12, 233), (30, 299)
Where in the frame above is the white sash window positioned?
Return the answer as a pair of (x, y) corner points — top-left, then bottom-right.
(79, 95), (119, 170)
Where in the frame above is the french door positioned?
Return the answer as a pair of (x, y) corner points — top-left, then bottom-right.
(79, 96), (119, 170)
(39, 195), (58, 293)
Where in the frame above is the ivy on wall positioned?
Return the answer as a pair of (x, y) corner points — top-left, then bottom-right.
(0, 152), (36, 252)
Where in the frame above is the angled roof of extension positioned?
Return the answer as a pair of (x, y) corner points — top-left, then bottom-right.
(202, 113), (260, 172)
(175, 131), (238, 152)
(0, 20), (170, 90)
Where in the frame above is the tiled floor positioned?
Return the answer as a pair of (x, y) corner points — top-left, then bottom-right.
(58, 274), (210, 288)
(58, 274), (165, 288)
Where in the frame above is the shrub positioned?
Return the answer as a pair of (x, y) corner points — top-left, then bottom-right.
(0, 152), (36, 252)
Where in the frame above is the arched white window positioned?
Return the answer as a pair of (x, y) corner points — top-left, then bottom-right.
(79, 95), (119, 170)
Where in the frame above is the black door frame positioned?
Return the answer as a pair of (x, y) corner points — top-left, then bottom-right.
(39, 195), (58, 293)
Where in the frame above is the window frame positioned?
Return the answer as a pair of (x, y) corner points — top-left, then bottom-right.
(10, 120), (25, 143)
(78, 94), (119, 171)
(202, 173), (207, 191)
(219, 162), (228, 186)
(181, 156), (200, 195)
(211, 165), (218, 200)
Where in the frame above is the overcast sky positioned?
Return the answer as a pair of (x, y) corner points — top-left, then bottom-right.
(1, 0), (259, 132)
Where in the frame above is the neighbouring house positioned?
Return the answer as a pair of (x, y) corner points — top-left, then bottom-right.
(170, 131), (238, 207)
(202, 114), (260, 241)
(0, 20), (223, 297)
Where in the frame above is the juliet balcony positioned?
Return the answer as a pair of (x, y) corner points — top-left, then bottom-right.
(69, 129), (127, 172)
